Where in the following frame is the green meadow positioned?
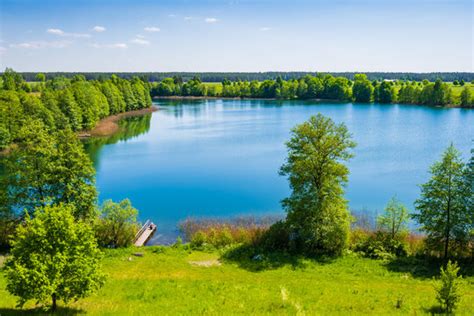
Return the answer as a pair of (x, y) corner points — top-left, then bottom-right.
(1, 247), (473, 315)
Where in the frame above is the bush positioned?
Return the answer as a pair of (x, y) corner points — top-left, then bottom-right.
(352, 231), (408, 260)
(257, 220), (290, 252)
(95, 199), (139, 248)
(436, 261), (462, 313)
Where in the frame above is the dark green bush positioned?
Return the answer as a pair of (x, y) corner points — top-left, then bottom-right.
(257, 220), (290, 252)
(353, 231), (408, 259)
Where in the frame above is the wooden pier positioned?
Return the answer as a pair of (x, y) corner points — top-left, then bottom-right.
(134, 220), (157, 247)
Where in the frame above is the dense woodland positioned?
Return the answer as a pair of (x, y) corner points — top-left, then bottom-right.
(0, 69), (152, 150)
(14, 71), (474, 83)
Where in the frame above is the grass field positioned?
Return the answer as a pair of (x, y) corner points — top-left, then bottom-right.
(1, 247), (473, 315)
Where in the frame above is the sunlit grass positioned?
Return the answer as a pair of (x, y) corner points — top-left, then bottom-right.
(1, 247), (473, 315)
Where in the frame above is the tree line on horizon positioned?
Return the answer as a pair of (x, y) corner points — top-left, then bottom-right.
(151, 74), (474, 107)
(11, 71), (474, 83)
(0, 69), (152, 150)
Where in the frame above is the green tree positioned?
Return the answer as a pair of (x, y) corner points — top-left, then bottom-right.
(352, 74), (374, 103)
(0, 90), (24, 142)
(1, 68), (24, 91)
(54, 128), (97, 219)
(2, 120), (57, 213)
(413, 145), (472, 259)
(57, 88), (82, 131)
(280, 114), (356, 256)
(436, 261), (462, 314)
(2, 122), (97, 220)
(101, 80), (126, 114)
(95, 199), (139, 248)
(460, 86), (472, 107)
(377, 196), (409, 239)
(5, 204), (105, 311)
(375, 81), (396, 103)
(35, 73), (46, 82)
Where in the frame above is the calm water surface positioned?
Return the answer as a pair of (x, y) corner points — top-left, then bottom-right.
(83, 100), (474, 243)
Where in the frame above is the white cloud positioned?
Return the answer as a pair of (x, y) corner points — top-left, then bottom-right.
(168, 14), (176, 18)
(136, 34), (145, 39)
(93, 26), (106, 32)
(10, 40), (71, 49)
(144, 26), (160, 32)
(184, 16), (193, 21)
(47, 28), (90, 38)
(205, 17), (218, 23)
(131, 38), (150, 45)
(91, 43), (128, 49)
(259, 27), (272, 31)
(47, 28), (65, 36)
(0, 46), (6, 54)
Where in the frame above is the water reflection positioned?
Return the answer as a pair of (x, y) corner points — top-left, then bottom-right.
(82, 114), (152, 169)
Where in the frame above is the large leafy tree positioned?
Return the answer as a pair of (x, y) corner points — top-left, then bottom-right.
(413, 145), (472, 259)
(2, 121), (97, 220)
(280, 114), (356, 256)
(5, 204), (105, 311)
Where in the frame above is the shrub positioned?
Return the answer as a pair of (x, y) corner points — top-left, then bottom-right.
(436, 261), (462, 313)
(257, 220), (290, 252)
(190, 231), (207, 249)
(95, 199), (139, 248)
(352, 231), (408, 260)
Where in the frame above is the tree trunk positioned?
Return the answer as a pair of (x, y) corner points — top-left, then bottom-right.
(52, 293), (57, 312)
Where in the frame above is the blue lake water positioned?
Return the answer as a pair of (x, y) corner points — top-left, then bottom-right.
(83, 99), (474, 244)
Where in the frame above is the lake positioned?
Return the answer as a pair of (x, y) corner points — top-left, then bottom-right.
(83, 99), (474, 244)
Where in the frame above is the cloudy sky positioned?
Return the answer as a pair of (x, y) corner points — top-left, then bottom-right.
(0, 0), (472, 72)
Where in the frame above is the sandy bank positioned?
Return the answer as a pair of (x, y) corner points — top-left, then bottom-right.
(78, 106), (158, 138)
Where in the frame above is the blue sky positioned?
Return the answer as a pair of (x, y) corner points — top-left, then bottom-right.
(0, 0), (472, 72)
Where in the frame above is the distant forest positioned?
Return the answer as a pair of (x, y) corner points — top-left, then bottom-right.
(13, 72), (474, 83)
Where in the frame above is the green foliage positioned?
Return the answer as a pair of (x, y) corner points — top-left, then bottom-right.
(374, 81), (396, 103)
(280, 114), (356, 256)
(377, 196), (409, 239)
(460, 86), (473, 107)
(436, 261), (462, 313)
(4, 204), (105, 310)
(257, 220), (291, 252)
(352, 231), (408, 260)
(413, 144), (472, 259)
(35, 73), (46, 82)
(352, 74), (374, 102)
(2, 122), (97, 220)
(95, 199), (139, 248)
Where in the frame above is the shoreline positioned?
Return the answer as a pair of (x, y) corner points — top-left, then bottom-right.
(153, 96), (468, 108)
(78, 106), (158, 138)
(153, 96), (345, 102)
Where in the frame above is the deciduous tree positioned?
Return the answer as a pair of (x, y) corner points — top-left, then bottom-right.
(5, 204), (105, 311)
(280, 114), (356, 256)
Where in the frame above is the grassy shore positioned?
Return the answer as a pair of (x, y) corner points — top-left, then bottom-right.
(1, 247), (473, 315)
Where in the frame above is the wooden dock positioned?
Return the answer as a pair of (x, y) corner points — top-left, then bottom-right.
(134, 220), (157, 247)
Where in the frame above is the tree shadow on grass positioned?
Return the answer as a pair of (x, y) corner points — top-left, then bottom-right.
(220, 244), (335, 272)
(0, 306), (85, 315)
(422, 305), (445, 315)
(385, 256), (474, 279)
